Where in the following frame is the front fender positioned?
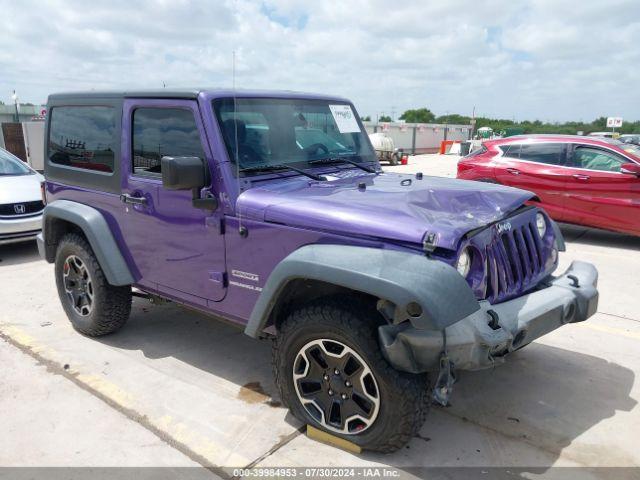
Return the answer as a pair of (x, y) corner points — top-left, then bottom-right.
(244, 244), (480, 337)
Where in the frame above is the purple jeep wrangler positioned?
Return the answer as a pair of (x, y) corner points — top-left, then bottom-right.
(38, 89), (598, 452)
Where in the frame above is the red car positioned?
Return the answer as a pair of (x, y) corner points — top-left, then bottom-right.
(457, 135), (640, 236)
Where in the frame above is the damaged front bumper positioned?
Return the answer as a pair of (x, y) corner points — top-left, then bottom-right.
(379, 261), (598, 373)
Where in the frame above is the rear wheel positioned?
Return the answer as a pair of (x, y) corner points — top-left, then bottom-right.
(55, 233), (131, 336)
(273, 297), (430, 452)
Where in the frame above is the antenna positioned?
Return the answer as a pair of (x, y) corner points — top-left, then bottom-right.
(232, 49), (246, 237)
(232, 0), (247, 237)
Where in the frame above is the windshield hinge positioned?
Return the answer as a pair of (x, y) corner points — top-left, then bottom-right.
(423, 232), (437, 253)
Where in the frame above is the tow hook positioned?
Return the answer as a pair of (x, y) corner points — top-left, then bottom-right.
(567, 274), (580, 288)
(432, 353), (456, 406)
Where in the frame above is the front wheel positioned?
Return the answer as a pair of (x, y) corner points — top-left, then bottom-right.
(272, 297), (430, 453)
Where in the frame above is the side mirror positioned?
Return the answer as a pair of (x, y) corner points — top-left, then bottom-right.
(161, 156), (217, 211)
(161, 156), (208, 190)
(620, 163), (640, 176)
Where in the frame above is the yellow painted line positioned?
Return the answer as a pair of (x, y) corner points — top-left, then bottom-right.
(1, 324), (39, 349)
(577, 322), (640, 341)
(0, 323), (251, 467)
(75, 373), (136, 410)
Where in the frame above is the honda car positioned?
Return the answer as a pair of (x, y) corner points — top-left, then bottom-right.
(0, 147), (44, 245)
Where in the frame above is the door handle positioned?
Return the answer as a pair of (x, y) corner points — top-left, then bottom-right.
(120, 193), (148, 206)
(506, 168), (521, 175)
(572, 174), (590, 181)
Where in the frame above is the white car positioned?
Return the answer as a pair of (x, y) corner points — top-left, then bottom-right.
(0, 147), (44, 245)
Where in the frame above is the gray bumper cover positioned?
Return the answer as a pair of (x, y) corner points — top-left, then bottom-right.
(379, 261), (598, 373)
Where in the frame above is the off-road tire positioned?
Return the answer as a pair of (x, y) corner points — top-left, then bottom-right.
(55, 233), (131, 336)
(272, 296), (430, 453)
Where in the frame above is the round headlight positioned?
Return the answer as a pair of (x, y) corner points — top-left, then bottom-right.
(536, 212), (547, 237)
(456, 248), (471, 278)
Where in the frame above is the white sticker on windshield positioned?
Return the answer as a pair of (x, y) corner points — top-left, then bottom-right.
(329, 104), (360, 133)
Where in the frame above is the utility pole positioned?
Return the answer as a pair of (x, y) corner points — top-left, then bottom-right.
(11, 90), (19, 123)
(470, 105), (476, 140)
(444, 110), (449, 142)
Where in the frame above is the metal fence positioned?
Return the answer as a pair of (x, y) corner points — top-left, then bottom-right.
(363, 121), (471, 154)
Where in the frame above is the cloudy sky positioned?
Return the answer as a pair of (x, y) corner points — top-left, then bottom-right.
(1, 0), (638, 122)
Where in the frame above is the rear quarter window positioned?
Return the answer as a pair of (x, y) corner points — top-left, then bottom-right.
(518, 143), (564, 165)
(48, 106), (116, 173)
(464, 145), (487, 157)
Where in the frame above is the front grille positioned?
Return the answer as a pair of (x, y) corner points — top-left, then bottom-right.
(486, 218), (545, 303)
(0, 200), (44, 217)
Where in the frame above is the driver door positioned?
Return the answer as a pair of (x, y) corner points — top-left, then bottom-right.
(564, 144), (640, 233)
(120, 99), (227, 305)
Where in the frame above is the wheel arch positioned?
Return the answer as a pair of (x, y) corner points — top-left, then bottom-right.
(264, 279), (380, 335)
(244, 244), (480, 338)
(40, 200), (135, 286)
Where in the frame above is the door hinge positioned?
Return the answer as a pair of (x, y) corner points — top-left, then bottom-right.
(205, 216), (225, 235)
(209, 271), (228, 286)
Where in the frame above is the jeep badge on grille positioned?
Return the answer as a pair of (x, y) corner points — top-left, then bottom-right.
(496, 221), (512, 234)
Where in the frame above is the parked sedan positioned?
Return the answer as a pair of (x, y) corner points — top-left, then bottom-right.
(0, 147), (45, 245)
(457, 135), (640, 236)
(620, 134), (640, 146)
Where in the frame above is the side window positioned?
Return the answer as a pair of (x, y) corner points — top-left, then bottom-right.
(132, 108), (205, 176)
(519, 143), (564, 165)
(572, 147), (625, 173)
(49, 106), (116, 173)
(501, 144), (521, 159)
(464, 144), (487, 158)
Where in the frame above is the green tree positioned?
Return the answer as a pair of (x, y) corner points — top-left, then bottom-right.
(385, 106), (640, 135)
(361, 115), (371, 121)
(435, 114), (471, 124)
(378, 115), (392, 122)
(399, 108), (435, 123)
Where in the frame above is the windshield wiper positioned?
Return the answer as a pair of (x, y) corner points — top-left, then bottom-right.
(309, 156), (378, 174)
(240, 164), (326, 181)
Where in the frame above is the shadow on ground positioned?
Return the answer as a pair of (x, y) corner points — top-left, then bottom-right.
(98, 299), (637, 471)
(560, 224), (640, 251)
(0, 241), (41, 267)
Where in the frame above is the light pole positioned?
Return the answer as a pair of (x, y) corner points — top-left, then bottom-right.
(11, 90), (19, 123)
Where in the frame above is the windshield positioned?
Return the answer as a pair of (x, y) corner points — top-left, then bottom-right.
(213, 98), (375, 174)
(0, 149), (32, 176)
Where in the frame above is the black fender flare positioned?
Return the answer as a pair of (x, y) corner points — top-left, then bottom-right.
(244, 244), (480, 337)
(550, 219), (566, 252)
(39, 200), (135, 286)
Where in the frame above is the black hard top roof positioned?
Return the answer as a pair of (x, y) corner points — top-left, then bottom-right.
(47, 88), (349, 102)
(48, 88), (203, 100)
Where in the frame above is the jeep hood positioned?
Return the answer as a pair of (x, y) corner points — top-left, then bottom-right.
(237, 172), (534, 251)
